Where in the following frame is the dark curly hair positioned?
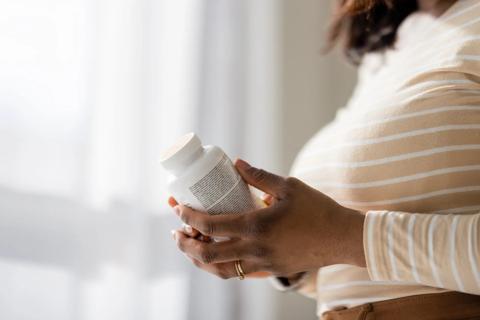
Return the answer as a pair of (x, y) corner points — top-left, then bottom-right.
(328, 0), (418, 64)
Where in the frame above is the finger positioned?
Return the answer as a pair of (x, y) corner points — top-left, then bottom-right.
(176, 226), (210, 242)
(179, 226), (212, 242)
(234, 159), (287, 199)
(182, 224), (212, 242)
(182, 223), (200, 238)
(187, 257), (261, 280)
(246, 271), (272, 278)
(174, 230), (250, 264)
(171, 198), (209, 240)
(173, 205), (249, 237)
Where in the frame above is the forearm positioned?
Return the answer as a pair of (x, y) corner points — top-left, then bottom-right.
(363, 210), (480, 294)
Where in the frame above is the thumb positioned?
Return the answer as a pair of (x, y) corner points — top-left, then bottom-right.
(234, 159), (287, 198)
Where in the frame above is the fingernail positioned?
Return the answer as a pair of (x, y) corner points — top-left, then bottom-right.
(167, 197), (176, 207)
(184, 224), (193, 234)
(173, 205), (180, 216)
(236, 159), (251, 169)
(171, 230), (176, 240)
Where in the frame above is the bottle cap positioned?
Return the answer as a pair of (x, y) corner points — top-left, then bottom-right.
(160, 132), (203, 175)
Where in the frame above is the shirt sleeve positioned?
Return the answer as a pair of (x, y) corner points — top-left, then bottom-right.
(269, 270), (318, 299)
(363, 210), (480, 294)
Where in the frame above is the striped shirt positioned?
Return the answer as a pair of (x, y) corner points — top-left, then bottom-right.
(289, 0), (480, 316)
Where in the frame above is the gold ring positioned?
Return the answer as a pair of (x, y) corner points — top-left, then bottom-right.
(234, 260), (245, 280)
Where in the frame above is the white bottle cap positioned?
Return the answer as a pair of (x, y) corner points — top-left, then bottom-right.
(160, 132), (203, 176)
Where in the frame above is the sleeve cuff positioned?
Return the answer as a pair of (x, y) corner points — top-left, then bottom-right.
(363, 210), (390, 281)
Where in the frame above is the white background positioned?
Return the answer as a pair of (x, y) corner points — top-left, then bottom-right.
(0, 0), (355, 319)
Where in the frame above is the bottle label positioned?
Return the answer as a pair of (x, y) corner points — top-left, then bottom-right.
(188, 154), (257, 215)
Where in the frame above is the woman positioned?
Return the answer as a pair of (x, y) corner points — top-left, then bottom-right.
(170, 0), (480, 319)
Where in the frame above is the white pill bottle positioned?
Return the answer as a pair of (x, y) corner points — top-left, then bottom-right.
(160, 132), (259, 215)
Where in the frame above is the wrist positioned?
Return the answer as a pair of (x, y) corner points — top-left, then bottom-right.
(335, 206), (367, 267)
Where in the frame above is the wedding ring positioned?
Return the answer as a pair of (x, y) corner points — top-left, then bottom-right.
(234, 260), (245, 280)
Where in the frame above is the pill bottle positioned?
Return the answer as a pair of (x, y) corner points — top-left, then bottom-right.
(160, 132), (259, 215)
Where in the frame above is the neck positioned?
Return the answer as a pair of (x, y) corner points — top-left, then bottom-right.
(417, 0), (457, 17)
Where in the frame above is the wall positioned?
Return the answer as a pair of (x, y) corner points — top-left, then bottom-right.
(279, 0), (357, 174)
(273, 0), (357, 319)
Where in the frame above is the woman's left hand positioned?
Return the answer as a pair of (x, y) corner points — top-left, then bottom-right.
(169, 159), (366, 279)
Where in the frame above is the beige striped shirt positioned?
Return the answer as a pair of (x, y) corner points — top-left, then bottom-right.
(289, 0), (480, 316)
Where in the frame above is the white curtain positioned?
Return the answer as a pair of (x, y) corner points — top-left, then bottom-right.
(0, 0), (281, 319)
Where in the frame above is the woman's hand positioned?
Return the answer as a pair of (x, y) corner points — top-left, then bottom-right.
(169, 159), (366, 279)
